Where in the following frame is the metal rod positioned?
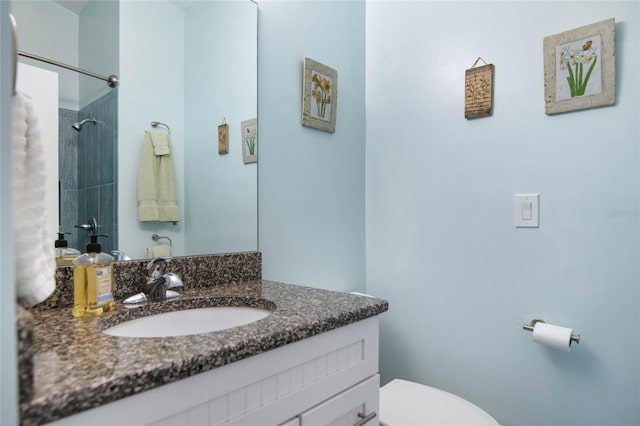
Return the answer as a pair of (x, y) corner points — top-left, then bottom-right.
(18, 50), (118, 88)
(354, 412), (377, 426)
(151, 233), (172, 247)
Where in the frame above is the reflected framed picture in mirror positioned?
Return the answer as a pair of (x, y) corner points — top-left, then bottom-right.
(302, 58), (337, 133)
(218, 122), (229, 155)
(241, 118), (257, 164)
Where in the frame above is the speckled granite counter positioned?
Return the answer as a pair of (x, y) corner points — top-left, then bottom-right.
(20, 277), (388, 425)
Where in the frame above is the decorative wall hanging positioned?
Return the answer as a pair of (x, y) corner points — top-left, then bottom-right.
(241, 118), (257, 164)
(465, 57), (494, 119)
(301, 58), (337, 133)
(218, 118), (229, 155)
(543, 18), (615, 115)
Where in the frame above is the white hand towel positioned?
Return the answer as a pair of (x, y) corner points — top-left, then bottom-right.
(146, 244), (172, 258)
(12, 92), (56, 307)
(137, 132), (180, 222)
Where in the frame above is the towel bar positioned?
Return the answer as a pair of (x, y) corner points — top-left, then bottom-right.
(151, 233), (172, 247)
(151, 121), (171, 134)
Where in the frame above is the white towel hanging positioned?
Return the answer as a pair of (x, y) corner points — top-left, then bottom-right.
(12, 92), (56, 307)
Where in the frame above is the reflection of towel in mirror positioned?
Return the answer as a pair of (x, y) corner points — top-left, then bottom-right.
(12, 92), (56, 307)
(150, 132), (170, 155)
(137, 131), (179, 222)
(146, 244), (171, 258)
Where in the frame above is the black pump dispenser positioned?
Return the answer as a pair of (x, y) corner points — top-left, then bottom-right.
(55, 232), (69, 248)
(86, 234), (108, 254)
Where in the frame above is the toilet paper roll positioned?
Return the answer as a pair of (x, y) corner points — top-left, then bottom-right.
(532, 322), (573, 352)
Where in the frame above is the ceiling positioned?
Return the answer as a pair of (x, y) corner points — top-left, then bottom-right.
(52, 1), (193, 15)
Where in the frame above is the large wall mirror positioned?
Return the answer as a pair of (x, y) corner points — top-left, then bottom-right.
(12, 0), (258, 260)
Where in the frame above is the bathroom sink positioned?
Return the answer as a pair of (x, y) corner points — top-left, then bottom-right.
(102, 306), (271, 338)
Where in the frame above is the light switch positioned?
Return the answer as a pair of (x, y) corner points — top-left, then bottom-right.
(515, 194), (539, 227)
(521, 201), (532, 220)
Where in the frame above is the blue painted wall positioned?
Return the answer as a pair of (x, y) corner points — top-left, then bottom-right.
(184, 1), (258, 256)
(366, 2), (639, 425)
(258, 0), (367, 292)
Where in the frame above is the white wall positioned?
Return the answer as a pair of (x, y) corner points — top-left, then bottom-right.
(11, 0), (79, 110)
(118, 1), (185, 258)
(366, 2), (639, 425)
(258, 0), (367, 292)
(184, 1), (257, 255)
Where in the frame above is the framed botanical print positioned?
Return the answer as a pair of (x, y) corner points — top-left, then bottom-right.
(301, 58), (337, 133)
(543, 18), (615, 115)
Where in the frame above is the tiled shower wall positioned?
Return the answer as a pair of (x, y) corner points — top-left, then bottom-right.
(58, 109), (80, 250)
(58, 90), (118, 253)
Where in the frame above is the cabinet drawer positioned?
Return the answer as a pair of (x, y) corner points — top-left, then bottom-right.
(299, 375), (379, 426)
(279, 418), (301, 426)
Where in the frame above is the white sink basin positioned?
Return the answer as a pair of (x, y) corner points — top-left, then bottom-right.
(103, 306), (271, 338)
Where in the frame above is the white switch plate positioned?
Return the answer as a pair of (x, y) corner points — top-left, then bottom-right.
(515, 193), (539, 227)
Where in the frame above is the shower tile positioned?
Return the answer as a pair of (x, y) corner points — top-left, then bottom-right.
(76, 115), (88, 190)
(84, 186), (99, 224)
(61, 189), (79, 250)
(74, 91), (118, 253)
(99, 92), (117, 185)
(58, 109), (78, 189)
(85, 113), (100, 188)
(99, 184), (116, 234)
(76, 188), (88, 249)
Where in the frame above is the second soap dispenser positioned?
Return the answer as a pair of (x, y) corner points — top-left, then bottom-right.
(54, 232), (81, 266)
(72, 234), (116, 318)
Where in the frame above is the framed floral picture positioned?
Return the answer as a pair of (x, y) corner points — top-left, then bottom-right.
(301, 58), (337, 133)
(241, 118), (257, 164)
(543, 18), (615, 115)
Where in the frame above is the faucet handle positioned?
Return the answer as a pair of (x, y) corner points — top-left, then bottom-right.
(146, 257), (171, 279)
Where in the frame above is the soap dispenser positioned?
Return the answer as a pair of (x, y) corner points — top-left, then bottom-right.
(54, 232), (81, 266)
(72, 234), (116, 318)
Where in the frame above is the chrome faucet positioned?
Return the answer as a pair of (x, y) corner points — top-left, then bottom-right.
(146, 257), (183, 301)
(123, 257), (183, 304)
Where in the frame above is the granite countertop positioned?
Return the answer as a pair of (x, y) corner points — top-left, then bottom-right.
(20, 280), (388, 425)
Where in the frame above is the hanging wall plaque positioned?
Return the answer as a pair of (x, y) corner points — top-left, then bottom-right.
(218, 119), (229, 155)
(465, 58), (494, 119)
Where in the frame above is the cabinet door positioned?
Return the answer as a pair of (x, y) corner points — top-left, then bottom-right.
(299, 375), (379, 426)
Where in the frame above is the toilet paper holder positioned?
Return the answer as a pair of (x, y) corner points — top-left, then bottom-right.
(522, 319), (580, 344)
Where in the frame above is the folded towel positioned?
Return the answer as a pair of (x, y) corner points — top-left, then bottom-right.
(138, 132), (180, 222)
(12, 92), (56, 307)
(149, 131), (170, 156)
(146, 244), (172, 258)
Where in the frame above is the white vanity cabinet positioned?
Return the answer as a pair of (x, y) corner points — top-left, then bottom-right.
(48, 316), (380, 426)
(293, 374), (379, 426)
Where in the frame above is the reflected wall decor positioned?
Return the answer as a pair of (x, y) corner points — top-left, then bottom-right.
(544, 18), (615, 115)
(302, 58), (338, 133)
(242, 118), (257, 164)
(218, 121), (229, 155)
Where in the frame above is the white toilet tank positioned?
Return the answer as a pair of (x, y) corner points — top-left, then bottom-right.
(379, 379), (499, 425)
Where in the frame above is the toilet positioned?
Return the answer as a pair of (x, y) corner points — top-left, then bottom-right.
(379, 379), (499, 425)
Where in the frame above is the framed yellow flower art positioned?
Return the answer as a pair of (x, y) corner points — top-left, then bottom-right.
(302, 58), (337, 133)
(543, 18), (615, 115)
